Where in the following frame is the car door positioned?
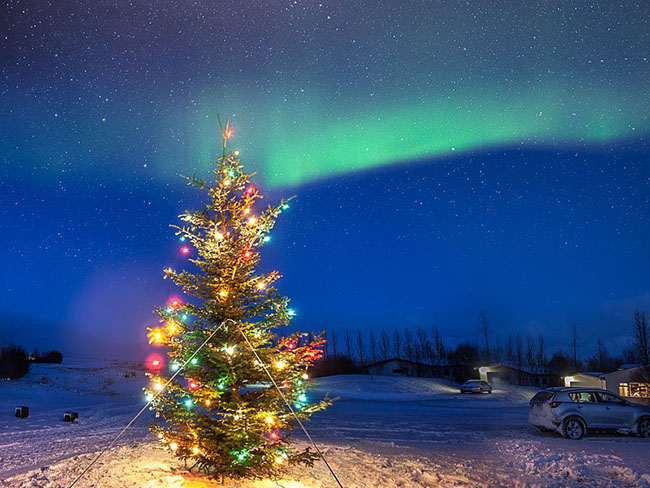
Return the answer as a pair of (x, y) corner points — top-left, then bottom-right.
(569, 391), (605, 428)
(596, 392), (634, 429)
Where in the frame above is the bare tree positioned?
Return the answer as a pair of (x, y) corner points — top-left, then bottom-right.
(526, 334), (535, 370)
(417, 327), (431, 364)
(369, 330), (377, 364)
(404, 329), (415, 362)
(633, 310), (650, 365)
(479, 311), (491, 363)
(432, 326), (444, 363)
(594, 337), (609, 371)
(537, 333), (546, 369)
(344, 328), (352, 361)
(506, 334), (514, 365)
(515, 333), (523, 383)
(330, 329), (338, 356)
(569, 322), (579, 372)
(393, 329), (402, 358)
(380, 329), (390, 360)
(356, 330), (365, 365)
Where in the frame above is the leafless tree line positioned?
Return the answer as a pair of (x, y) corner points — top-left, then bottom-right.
(324, 310), (650, 373)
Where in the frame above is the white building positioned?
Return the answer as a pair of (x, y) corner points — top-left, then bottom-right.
(564, 365), (650, 403)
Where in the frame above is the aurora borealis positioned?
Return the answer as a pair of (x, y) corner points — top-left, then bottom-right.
(2, 1), (648, 186)
(2, 1), (650, 358)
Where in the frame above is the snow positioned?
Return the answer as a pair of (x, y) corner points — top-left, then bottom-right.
(1, 360), (649, 487)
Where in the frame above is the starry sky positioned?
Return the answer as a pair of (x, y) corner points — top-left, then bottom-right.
(1, 1), (649, 359)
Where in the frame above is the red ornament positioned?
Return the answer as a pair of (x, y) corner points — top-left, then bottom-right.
(147, 354), (163, 371)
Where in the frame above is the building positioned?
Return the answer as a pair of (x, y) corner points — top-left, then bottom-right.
(478, 364), (561, 387)
(364, 359), (475, 383)
(564, 365), (650, 404)
(365, 358), (433, 377)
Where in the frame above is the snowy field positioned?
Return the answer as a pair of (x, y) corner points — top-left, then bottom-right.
(1, 360), (649, 487)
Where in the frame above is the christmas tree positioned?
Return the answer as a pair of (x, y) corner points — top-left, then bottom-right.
(145, 122), (332, 480)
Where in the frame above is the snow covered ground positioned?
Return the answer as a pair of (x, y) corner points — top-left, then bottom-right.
(1, 361), (649, 487)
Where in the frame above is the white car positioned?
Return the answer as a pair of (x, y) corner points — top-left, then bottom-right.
(460, 380), (492, 394)
(529, 387), (650, 439)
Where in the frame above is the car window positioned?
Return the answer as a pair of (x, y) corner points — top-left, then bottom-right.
(569, 392), (597, 403)
(531, 391), (554, 403)
(596, 392), (625, 404)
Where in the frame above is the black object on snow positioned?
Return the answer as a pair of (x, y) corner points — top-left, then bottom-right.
(15, 406), (29, 418)
(63, 411), (78, 422)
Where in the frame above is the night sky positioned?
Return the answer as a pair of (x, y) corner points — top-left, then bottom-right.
(1, 1), (649, 359)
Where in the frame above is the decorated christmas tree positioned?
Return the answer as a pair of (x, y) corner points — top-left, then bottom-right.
(144, 122), (332, 480)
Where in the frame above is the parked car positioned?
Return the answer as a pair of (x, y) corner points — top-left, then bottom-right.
(460, 380), (492, 394)
(528, 387), (650, 439)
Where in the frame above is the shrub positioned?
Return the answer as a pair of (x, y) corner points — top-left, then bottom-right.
(0, 345), (30, 380)
(310, 354), (362, 377)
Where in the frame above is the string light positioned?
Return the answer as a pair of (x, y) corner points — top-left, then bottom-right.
(192, 446), (200, 456)
(298, 394), (307, 403)
(190, 357), (199, 365)
(145, 392), (154, 402)
(224, 178), (231, 186)
(243, 208), (250, 215)
(262, 235), (271, 243)
(247, 216), (257, 225)
(301, 373), (309, 380)
(275, 360), (286, 370)
(287, 308), (296, 317)
(281, 203), (290, 210)
(265, 415), (274, 425)
(180, 246), (190, 255)
(179, 236), (186, 242)
(256, 282), (266, 290)
(184, 398), (193, 408)
(233, 150), (240, 156)
(269, 430), (279, 441)
(224, 344), (236, 356)
(246, 186), (255, 194)
(214, 231), (224, 240)
(219, 289), (228, 298)
(153, 380), (163, 391)
(170, 362), (180, 372)
(204, 399), (211, 407)
(170, 442), (178, 451)
(188, 380), (198, 390)
(224, 128), (233, 139)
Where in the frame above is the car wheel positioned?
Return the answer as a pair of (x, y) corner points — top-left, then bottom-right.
(487, 389), (492, 394)
(638, 417), (650, 438)
(562, 417), (586, 440)
(536, 426), (548, 433)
